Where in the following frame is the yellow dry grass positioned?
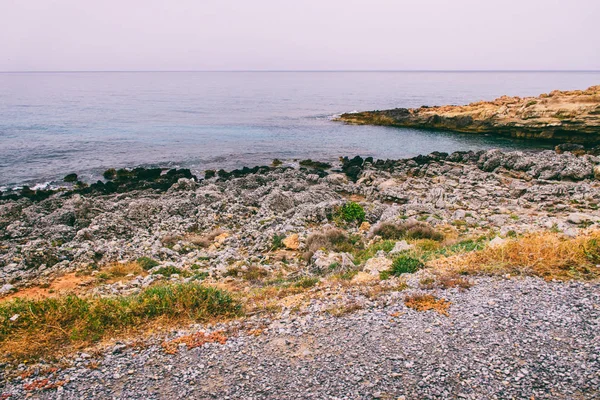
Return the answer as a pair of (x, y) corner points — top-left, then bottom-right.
(429, 231), (600, 280)
(404, 294), (451, 316)
(104, 261), (145, 279)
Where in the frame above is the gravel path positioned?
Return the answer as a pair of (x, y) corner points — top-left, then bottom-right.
(5, 277), (599, 399)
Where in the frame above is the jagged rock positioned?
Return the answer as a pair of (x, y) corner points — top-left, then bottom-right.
(566, 213), (592, 225)
(310, 251), (355, 274)
(488, 236), (508, 248)
(389, 240), (414, 255)
(282, 234), (299, 250)
(363, 255), (392, 276)
(0, 284), (15, 294)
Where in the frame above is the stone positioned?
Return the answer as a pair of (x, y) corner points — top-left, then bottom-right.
(0, 284), (15, 294)
(567, 213), (591, 225)
(310, 251), (355, 274)
(594, 165), (600, 180)
(363, 256), (392, 276)
(282, 234), (300, 250)
(488, 236), (508, 248)
(389, 240), (414, 255)
(359, 221), (371, 232)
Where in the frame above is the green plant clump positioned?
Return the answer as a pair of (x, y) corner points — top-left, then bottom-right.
(386, 255), (424, 277)
(336, 201), (365, 223)
(154, 266), (190, 278)
(137, 256), (160, 270)
(294, 277), (319, 288)
(0, 283), (241, 345)
(271, 233), (286, 250)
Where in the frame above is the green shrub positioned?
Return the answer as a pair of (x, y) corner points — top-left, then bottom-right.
(137, 257), (160, 270)
(103, 168), (117, 180)
(271, 233), (286, 250)
(353, 240), (395, 265)
(154, 266), (190, 278)
(389, 255), (424, 276)
(192, 272), (209, 281)
(336, 202), (365, 223)
(294, 277), (319, 288)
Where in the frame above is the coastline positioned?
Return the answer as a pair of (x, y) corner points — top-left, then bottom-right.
(2, 146), (600, 398)
(337, 85), (600, 144)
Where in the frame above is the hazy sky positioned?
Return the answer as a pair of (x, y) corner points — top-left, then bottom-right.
(1, 0), (599, 71)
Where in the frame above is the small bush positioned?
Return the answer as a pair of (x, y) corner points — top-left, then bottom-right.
(294, 277), (319, 288)
(103, 168), (117, 180)
(105, 262), (143, 278)
(223, 266), (269, 282)
(137, 257), (160, 270)
(186, 229), (224, 248)
(154, 266), (189, 278)
(271, 234), (286, 250)
(192, 272), (209, 281)
(335, 202), (365, 223)
(303, 228), (362, 261)
(372, 221), (444, 241)
(353, 240), (395, 265)
(390, 255), (424, 275)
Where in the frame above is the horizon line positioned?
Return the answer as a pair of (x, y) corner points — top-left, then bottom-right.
(1, 69), (600, 73)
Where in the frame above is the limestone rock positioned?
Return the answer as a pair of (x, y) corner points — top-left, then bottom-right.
(282, 234), (299, 250)
(389, 240), (414, 255)
(363, 256), (392, 276)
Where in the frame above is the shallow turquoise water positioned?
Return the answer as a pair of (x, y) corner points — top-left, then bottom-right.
(1, 71), (599, 187)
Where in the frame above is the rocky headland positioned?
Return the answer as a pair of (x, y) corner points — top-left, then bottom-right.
(1, 147), (600, 399)
(337, 85), (600, 144)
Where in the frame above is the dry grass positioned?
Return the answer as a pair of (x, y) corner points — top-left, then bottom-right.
(161, 330), (227, 354)
(429, 231), (600, 280)
(437, 274), (473, 290)
(0, 283), (241, 363)
(325, 302), (363, 317)
(104, 262), (144, 279)
(185, 229), (225, 248)
(223, 265), (269, 282)
(303, 228), (360, 260)
(404, 294), (451, 316)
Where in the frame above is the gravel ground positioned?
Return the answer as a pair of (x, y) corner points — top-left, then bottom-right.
(5, 277), (599, 399)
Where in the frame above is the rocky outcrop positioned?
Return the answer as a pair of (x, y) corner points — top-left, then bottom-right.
(2, 148), (600, 288)
(337, 86), (600, 144)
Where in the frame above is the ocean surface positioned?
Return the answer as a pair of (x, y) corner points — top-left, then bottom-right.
(1, 71), (599, 188)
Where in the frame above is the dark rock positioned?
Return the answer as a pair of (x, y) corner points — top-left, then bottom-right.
(103, 168), (117, 180)
(63, 173), (78, 183)
(299, 160), (332, 170)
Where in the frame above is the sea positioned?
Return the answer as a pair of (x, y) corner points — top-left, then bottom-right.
(1, 71), (599, 189)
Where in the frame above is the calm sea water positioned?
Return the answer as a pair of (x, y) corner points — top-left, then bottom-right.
(1, 71), (599, 188)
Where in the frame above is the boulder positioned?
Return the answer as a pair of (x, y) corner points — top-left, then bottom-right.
(282, 234), (300, 250)
(363, 256), (392, 276)
(389, 240), (414, 255)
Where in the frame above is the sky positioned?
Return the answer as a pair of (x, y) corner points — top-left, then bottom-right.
(1, 0), (599, 71)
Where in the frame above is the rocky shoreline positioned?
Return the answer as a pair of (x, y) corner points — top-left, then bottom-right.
(2, 146), (600, 289)
(337, 85), (600, 144)
(2, 147), (600, 399)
